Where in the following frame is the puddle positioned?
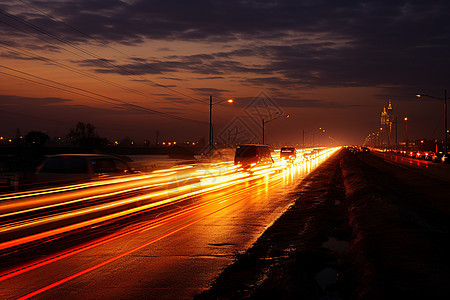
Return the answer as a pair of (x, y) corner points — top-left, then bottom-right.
(322, 237), (349, 252)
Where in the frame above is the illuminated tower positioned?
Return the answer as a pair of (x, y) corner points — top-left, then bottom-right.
(387, 99), (393, 146)
(380, 107), (388, 146)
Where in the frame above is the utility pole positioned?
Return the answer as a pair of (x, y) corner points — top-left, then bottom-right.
(209, 95), (213, 157)
(395, 117), (398, 147)
(444, 89), (447, 154)
(302, 129), (305, 148)
(262, 119), (265, 145)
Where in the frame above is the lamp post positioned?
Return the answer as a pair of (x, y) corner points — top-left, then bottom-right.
(416, 90), (447, 154)
(379, 127), (383, 148)
(209, 96), (233, 157)
(404, 117), (408, 149)
(303, 127), (325, 147)
(262, 113), (289, 145)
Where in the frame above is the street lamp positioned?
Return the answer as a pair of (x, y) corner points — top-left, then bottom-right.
(302, 127), (325, 148)
(404, 117), (408, 149)
(379, 127), (383, 148)
(262, 113), (289, 145)
(416, 90), (447, 154)
(209, 96), (233, 157)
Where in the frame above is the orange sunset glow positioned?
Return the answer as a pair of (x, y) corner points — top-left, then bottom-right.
(0, 0), (448, 145)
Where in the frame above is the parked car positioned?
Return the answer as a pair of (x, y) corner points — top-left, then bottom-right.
(280, 147), (296, 161)
(234, 144), (273, 168)
(35, 154), (134, 186)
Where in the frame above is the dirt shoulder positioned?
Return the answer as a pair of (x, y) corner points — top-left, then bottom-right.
(194, 149), (450, 299)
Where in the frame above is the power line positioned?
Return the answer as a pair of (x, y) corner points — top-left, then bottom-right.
(0, 42), (148, 97)
(0, 8), (208, 105)
(0, 41), (209, 116)
(0, 64), (208, 125)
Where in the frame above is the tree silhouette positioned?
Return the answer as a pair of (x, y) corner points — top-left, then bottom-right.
(66, 122), (107, 150)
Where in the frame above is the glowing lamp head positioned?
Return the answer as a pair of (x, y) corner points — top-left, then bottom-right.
(416, 94), (421, 98)
(404, 117), (408, 121)
(227, 99), (233, 103)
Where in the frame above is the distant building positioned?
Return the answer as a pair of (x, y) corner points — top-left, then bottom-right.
(380, 99), (394, 146)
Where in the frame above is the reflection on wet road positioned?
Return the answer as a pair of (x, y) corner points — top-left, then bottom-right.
(0, 147), (339, 300)
(373, 151), (450, 182)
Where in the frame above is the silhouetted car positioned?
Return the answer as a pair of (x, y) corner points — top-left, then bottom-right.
(421, 152), (433, 161)
(280, 147), (296, 161)
(432, 152), (444, 163)
(234, 145), (273, 168)
(361, 147), (370, 153)
(407, 151), (415, 158)
(441, 153), (450, 164)
(348, 146), (359, 154)
(35, 154), (134, 186)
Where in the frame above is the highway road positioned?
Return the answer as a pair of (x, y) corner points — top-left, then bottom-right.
(371, 151), (450, 183)
(0, 148), (339, 299)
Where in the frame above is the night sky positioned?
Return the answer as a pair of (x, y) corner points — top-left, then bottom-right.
(1, 0), (449, 146)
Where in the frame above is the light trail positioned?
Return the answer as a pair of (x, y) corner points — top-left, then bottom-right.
(0, 147), (340, 299)
(0, 179), (263, 282)
(14, 196), (241, 300)
(0, 148), (339, 259)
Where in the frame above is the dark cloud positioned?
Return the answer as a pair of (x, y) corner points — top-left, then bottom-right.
(0, 94), (70, 106)
(1, 0), (449, 92)
(0, 50), (46, 61)
(235, 96), (367, 109)
(163, 97), (196, 105)
(0, 94), (162, 115)
(1, 0), (450, 144)
(189, 87), (231, 97)
(194, 76), (225, 80)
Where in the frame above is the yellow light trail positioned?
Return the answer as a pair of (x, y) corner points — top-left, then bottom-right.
(0, 147), (340, 252)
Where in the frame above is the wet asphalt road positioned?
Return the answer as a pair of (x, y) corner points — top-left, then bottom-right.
(0, 151), (337, 299)
(371, 151), (450, 182)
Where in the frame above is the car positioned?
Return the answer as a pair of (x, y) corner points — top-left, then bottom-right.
(361, 147), (370, 153)
(35, 154), (134, 186)
(432, 152), (444, 163)
(421, 152), (434, 161)
(441, 153), (450, 164)
(234, 144), (273, 168)
(280, 147), (296, 161)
